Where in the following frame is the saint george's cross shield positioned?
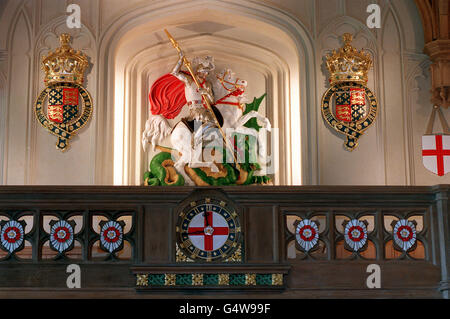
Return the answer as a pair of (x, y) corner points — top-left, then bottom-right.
(422, 134), (450, 176)
(335, 88), (366, 122)
(187, 210), (229, 252)
(47, 87), (79, 123)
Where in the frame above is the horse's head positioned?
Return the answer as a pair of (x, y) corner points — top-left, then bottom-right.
(216, 69), (247, 94)
(213, 69), (252, 126)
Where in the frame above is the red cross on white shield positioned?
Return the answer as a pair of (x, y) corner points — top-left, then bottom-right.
(188, 211), (229, 251)
(422, 134), (450, 176)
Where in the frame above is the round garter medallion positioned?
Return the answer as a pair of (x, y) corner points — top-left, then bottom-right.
(295, 219), (319, 252)
(393, 219), (417, 252)
(344, 219), (368, 251)
(0, 220), (25, 253)
(99, 220), (124, 253)
(50, 220), (75, 253)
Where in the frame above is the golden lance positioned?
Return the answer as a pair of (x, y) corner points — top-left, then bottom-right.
(164, 29), (241, 171)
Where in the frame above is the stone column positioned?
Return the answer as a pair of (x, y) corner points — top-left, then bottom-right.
(434, 185), (450, 299)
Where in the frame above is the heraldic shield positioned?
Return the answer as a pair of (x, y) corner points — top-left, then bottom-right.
(34, 34), (92, 151)
(421, 105), (450, 177)
(47, 87), (79, 124)
(321, 33), (378, 151)
(422, 134), (450, 176)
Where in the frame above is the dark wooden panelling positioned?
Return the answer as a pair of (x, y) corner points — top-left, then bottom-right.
(143, 205), (173, 263)
(0, 185), (447, 298)
(286, 262), (441, 289)
(246, 205), (275, 263)
(0, 264), (133, 288)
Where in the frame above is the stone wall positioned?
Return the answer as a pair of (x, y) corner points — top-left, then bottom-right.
(0, 0), (446, 186)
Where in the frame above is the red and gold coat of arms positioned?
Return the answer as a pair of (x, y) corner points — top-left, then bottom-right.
(321, 33), (378, 151)
(34, 34), (93, 151)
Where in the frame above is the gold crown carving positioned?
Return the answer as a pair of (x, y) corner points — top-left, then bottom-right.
(41, 33), (88, 85)
(326, 33), (373, 85)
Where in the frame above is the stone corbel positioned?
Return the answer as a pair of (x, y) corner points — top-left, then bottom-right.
(425, 40), (450, 108)
(415, 0), (449, 109)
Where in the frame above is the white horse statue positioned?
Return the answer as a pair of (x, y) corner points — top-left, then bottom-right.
(142, 68), (271, 185)
(211, 69), (271, 158)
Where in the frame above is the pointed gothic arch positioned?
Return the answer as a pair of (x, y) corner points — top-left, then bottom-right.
(3, 8), (32, 185)
(94, 0), (317, 186)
